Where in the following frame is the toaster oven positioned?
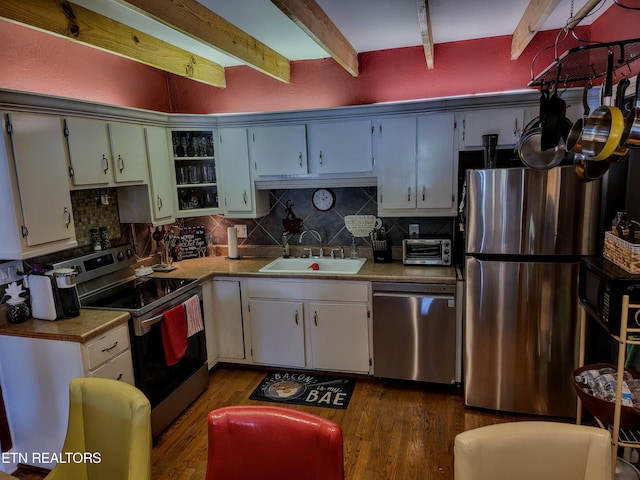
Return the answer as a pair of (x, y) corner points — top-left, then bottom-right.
(402, 237), (451, 265)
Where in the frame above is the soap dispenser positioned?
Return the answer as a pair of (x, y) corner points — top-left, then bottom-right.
(4, 281), (30, 324)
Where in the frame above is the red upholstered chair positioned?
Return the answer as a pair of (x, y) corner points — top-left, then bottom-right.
(205, 406), (344, 480)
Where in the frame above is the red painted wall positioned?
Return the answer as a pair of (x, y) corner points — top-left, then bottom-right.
(0, 5), (635, 114)
(0, 22), (172, 111)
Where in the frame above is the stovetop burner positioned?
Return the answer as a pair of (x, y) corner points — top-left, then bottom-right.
(81, 276), (198, 315)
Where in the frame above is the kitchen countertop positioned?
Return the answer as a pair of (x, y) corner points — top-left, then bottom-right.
(0, 308), (130, 343)
(149, 256), (459, 284)
(0, 256), (458, 343)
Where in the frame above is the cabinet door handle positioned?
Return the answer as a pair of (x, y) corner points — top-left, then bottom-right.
(299, 152), (303, 167)
(243, 190), (247, 204)
(314, 311), (318, 326)
(407, 187), (411, 202)
(116, 373), (123, 381)
(64, 207), (71, 228)
(101, 341), (118, 352)
(102, 154), (109, 174)
(422, 185), (426, 202)
(157, 195), (163, 210)
(294, 310), (299, 325)
(118, 154), (124, 173)
(319, 150), (323, 166)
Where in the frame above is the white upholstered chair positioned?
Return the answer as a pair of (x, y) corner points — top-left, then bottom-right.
(454, 421), (612, 480)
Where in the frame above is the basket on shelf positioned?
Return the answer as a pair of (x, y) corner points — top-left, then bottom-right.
(573, 363), (640, 430)
(604, 232), (640, 274)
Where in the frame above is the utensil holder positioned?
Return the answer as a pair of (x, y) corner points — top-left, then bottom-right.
(372, 240), (392, 263)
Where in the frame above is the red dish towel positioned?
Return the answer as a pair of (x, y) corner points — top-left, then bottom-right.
(184, 294), (204, 337)
(160, 304), (187, 366)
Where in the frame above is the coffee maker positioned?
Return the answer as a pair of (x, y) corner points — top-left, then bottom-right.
(49, 268), (81, 318)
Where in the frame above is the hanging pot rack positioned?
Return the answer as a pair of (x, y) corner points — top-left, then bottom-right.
(528, 38), (640, 87)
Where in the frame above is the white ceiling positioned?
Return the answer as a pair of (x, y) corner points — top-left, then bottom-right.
(73, 0), (614, 68)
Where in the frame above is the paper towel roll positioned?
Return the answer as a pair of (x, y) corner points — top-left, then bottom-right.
(228, 227), (239, 259)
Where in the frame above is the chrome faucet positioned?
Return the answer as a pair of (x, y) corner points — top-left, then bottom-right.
(299, 229), (323, 257)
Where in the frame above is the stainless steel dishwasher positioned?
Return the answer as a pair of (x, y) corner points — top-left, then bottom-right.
(372, 282), (458, 384)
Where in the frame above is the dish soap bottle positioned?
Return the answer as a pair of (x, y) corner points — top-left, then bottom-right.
(4, 281), (29, 324)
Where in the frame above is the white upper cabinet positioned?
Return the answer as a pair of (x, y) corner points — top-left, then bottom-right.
(376, 116), (417, 210)
(460, 107), (525, 147)
(248, 124), (308, 176)
(377, 113), (457, 216)
(118, 126), (175, 225)
(416, 113), (456, 211)
(307, 120), (374, 175)
(108, 122), (147, 183)
(218, 127), (269, 218)
(0, 112), (76, 258)
(144, 126), (175, 222)
(65, 118), (147, 186)
(64, 117), (111, 186)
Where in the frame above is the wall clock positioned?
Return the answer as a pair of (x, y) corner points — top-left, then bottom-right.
(312, 188), (336, 211)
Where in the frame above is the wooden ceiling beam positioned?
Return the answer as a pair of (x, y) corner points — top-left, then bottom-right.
(416, 0), (434, 69)
(119, 0), (290, 83)
(0, 0), (226, 88)
(271, 0), (359, 77)
(511, 0), (561, 60)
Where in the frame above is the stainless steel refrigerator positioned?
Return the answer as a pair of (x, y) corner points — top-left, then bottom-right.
(464, 166), (600, 417)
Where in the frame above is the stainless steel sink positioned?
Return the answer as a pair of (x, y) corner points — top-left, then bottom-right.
(258, 257), (367, 274)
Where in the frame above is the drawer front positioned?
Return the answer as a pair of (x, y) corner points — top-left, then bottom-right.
(84, 324), (130, 370)
(247, 279), (369, 302)
(89, 350), (135, 385)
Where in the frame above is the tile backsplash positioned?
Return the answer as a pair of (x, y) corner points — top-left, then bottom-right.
(141, 187), (454, 259)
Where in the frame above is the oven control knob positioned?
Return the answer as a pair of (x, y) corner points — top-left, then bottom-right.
(116, 250), (125, 261)
(443, 249), (450, 254)
(126, 248), (134, 258)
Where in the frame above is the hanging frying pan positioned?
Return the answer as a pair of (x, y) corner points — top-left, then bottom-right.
(517, 84), (566, 170)
(621, 73), (640, 147)
(581, 52), (626, 161)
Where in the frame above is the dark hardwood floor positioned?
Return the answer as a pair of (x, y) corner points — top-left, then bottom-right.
(150, 365), (558, 480)
(11, 365), (573, 480)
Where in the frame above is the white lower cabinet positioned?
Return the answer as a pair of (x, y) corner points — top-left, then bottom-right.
(308, 302), (369, 372)
(203, 278), (246, 368)
(250, 299), (305, 367)
(0, 323), (133, 469)
(246, 279), (371, 374)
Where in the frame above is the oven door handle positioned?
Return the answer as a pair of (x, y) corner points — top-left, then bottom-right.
(140, 313), (164, 329)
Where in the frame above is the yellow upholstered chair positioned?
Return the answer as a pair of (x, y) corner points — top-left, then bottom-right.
(44, 377), (151, 480)
(454, 421), (612, 480)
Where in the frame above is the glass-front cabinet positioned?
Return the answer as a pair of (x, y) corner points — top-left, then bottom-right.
(170, 130), (220, 216)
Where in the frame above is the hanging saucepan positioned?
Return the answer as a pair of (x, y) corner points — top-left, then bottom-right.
(621, 72), (640, 148)
(574, 153), (610, 182)
(581, 52), (626, 161)
(567, 81), (592, 154)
